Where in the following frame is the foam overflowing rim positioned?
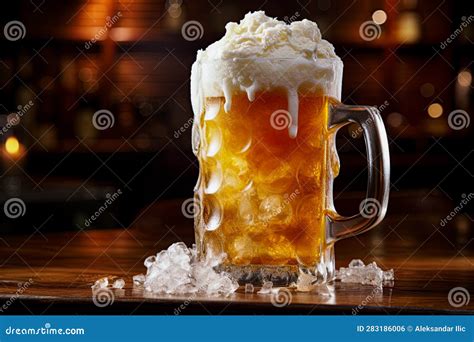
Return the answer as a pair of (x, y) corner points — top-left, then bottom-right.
(192, 53), (344, 138)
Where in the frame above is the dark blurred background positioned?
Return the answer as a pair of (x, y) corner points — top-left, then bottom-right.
(0, 0), (472, 233)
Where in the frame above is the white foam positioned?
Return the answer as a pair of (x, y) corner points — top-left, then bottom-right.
(191, 11), (343, 138)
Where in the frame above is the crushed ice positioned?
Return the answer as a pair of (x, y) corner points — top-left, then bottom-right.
(91, 277), (108, 289)
(292, 272), (335, 294)
(294, 271), (319, 292)
(91, 277), (125, 290)
(133, 274), (145, 285)
(136, 242), (239, 296)
(335, 259), (394, 286)
(244, 283), (255, 293)
(113, 278), (125, 289)
(130, 244), (393, 295)
(293, 259), (394, 292)
(257, 281), (273, 294)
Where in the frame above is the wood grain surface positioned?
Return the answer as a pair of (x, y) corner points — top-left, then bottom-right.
(0, 192), (472, 314)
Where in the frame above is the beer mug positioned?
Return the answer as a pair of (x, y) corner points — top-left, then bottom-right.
(191, 56), (390, 284)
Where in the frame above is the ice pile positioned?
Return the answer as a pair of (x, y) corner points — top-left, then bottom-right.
(336, 259), (394, 286)
(137, 242), (239, 296)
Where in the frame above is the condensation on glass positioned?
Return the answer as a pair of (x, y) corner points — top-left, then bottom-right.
(192, 58), (390, 285)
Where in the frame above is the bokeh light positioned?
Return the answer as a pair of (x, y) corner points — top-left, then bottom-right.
(5, 136), (20, 155)
(420, 83), (435, 97)
(372, 10), (387, 25)
(457, 70), (472, 87)
(427, 103), (443, 118)
(387, 112), (404, 127)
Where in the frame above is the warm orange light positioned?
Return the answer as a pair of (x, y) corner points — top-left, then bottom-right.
(5, 136), (20, 155)
(396, 12), (420, 43)
(109, 28), (136, 42)
(428, 103), (443, 118)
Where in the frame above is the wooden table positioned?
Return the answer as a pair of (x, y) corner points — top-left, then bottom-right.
(0, 192), (473, 314)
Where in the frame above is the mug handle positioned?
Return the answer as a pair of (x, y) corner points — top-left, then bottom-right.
(327, 104), (390, 242)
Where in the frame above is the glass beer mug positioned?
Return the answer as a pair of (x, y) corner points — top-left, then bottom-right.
(191, 57), (390, 285)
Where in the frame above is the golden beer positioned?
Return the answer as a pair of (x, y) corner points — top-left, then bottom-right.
(194, 91), (338, 269)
